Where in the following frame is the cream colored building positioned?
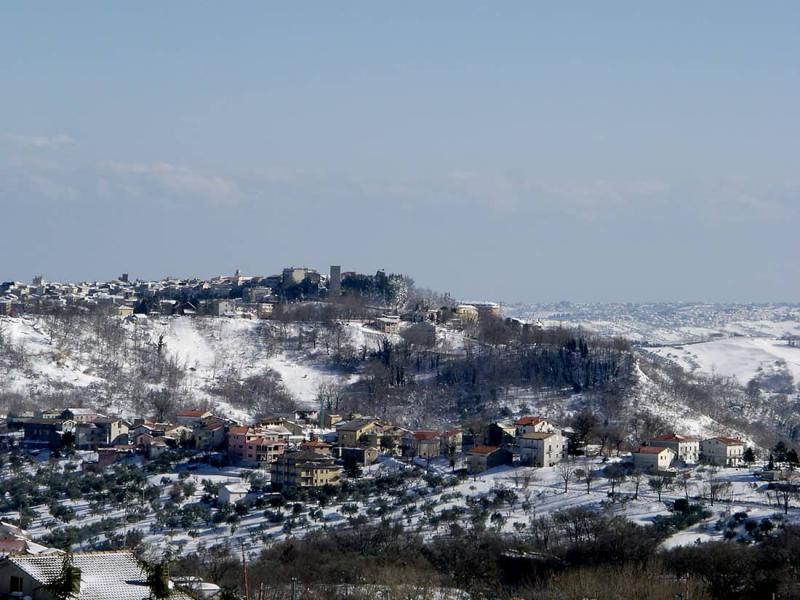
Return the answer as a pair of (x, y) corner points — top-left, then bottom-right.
(336, 418), (380, 447)
(701, 437), (745, 467)
(648, 433), (700, 464)
(632, 446), (676, 472)
(518, 431), (567, 467)
(514, 416), (557, 437)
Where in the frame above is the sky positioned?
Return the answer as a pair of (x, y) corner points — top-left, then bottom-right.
(1, 2), (798, 303)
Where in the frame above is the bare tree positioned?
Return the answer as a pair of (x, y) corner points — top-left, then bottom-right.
(605, 464), (626, 501)
(630, 469), (645, 500)
(648, 474), (671, 502)
(557, 459), (576, 493)
(677, 469), (694, 500)
(575, 456), (597, 494)
(704, 468), (732, 506)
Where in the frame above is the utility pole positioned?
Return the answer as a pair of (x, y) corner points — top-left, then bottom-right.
(290, 577), (298, 600)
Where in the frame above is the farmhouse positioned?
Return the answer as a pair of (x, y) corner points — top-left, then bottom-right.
(648, 432), (700, 464)
(632, 446), (676, 472)
(701, 437), (745, 467)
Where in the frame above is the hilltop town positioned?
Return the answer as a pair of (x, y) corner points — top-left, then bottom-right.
(1, 266), (800, 598)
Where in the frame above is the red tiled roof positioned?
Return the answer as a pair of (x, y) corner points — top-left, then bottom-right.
(228, 426), (250, 435)
(713, 437), (744, 446)
(249, 439), (286, 447)
(652, 432), (698, 442)
(178, 409), (207, 417)
(414, 431), (439, 441)
(515, 416), (546, 426)
(469, 445), (500, 455)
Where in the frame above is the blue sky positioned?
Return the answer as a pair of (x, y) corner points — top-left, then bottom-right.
(1, 2), (798, 302)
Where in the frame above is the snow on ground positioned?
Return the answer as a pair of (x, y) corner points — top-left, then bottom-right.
(0, 316), (103, 393)
(9, 451), (800, 559)
(265, 353), (356, 407)
(646, 337), (800, 385)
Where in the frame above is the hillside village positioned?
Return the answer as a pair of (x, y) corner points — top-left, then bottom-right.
(1, 268), (800, 598)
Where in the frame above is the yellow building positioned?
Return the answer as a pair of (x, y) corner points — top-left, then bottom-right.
(271, 450), (342, 488)
(337, 418), (379, 447)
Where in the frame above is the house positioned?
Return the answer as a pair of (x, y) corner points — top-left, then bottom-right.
(227, 426), (288, 466)
(632, 446), (676, 472)
(467, 445), (513, 474)
(21, 419), (75, 448)
(299, 440), (332, 455)
(443, 429), (463, 456)
(193, 417), (228, 450)
(219, 482), (250, 505)
(271, 450), (342, 489)
(147, 438), (170, 459)
(0, 551), (194, 599)
(176, 409), (211, 427)
(333, 446), (380, 466)
(61, 408), (100, 424)
(518, 431), (567, 467)
(0, 522), (60, 557)
(648, 433), (700, 464)
(485, 422), (516, 447)
(74, 419), (129, 450)
(514, 416), (556, 437)
(455, 304), (479, 324)
(371, 316), (401, 334)
(409, 431), (441, 458)
(336, 418), (380, 447)
(701, 437), (745, 467)
(321, 413), (342, 428)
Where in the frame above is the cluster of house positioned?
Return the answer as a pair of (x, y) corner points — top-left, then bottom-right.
(2, 403), (751, 494)
(2, 405), (571, 489)
(0, 265), (350, 318)
(2, 408), (233, 465)
(1, 270), (514, 339)
(632, 433), (746, 472)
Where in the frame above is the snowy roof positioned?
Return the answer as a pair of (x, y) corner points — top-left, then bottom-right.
(4, 551), (192, 600)
(222, 483), (250, 494)
(634, 446), (673, 455)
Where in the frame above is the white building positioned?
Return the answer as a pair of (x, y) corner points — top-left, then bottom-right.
(632, 446), (676, 473)
(218, 482), (250, 505)
(518, 431), (567, 467)
(648, 433), (700, 464)
(701, 437), (745, 467)
(514, 416), (557, 438)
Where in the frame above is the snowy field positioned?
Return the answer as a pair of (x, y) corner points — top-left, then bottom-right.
(644, 337), (800, 385)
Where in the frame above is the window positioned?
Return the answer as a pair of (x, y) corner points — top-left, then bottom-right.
(10, 575), (24, 593)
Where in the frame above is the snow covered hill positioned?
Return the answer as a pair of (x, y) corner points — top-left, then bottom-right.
(0, 315), (377, 418)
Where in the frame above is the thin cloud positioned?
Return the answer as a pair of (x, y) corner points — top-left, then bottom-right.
(2, 133), (75, 148)
(103, 162), (239, 203)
